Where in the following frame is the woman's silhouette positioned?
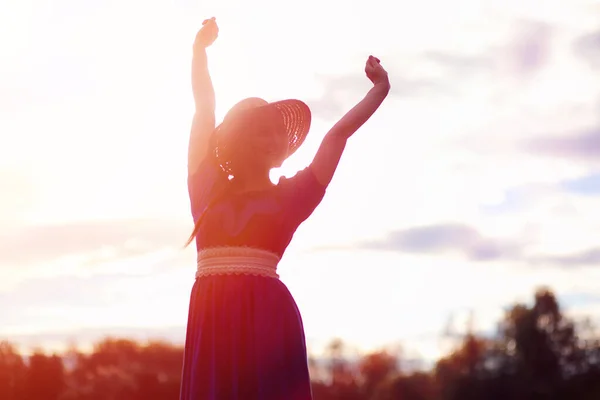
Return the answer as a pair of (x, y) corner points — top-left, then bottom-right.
(180, 17), (390, 400)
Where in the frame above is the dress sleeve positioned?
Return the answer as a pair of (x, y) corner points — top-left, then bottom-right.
(188, 158), (227, 222)
(279, 166), (327, 226)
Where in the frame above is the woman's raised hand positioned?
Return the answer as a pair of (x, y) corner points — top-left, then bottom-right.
(195, 17), (219, 49)
(365, 55), (389, 88)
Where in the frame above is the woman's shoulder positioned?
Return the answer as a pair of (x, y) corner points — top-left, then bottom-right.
(276, 166), (326, 195)
(274, 166), (327, 223)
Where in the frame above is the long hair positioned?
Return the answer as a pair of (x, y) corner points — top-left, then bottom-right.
(184, 151), (245, 248)
(184, 177), (231, 248)
(184, 125), (237, 249)
(184, 208), (207, 248)
(184, 213), (205, 248)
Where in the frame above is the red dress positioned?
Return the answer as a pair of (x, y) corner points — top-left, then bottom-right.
(180, 159), (327, 400)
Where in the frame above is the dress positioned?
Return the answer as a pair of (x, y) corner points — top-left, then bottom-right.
(180, 158), (327, 400)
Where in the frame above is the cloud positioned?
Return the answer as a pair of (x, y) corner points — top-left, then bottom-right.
(357, 223), (522, 262)
(0, 274), (134, 312)
(0, 253), (193, 342)
(524, 127), (600, 162)
(0, 260), (188, 321)
(508, 20), (554, 77)
(422, 51), (494, 75)
(308, 72), (446, 119)
(573, 30), (600, 69)
(0, 218), (190, 268)
(308, 19), (555, 120)
(328, 223), (600, 269)
(531, 248), (600, 269)
(425, 19), (553, 79)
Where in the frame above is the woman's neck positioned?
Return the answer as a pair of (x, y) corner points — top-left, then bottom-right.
(230, 171), (274, 194)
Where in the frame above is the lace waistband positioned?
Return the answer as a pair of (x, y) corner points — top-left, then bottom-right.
(196, 247), (281, 279)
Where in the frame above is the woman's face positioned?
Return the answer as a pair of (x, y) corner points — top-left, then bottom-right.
(235, 110), (288, 171)
(251, 113), (288, 167)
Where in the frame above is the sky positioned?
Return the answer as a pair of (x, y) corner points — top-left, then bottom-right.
(1, 0), (600, 363)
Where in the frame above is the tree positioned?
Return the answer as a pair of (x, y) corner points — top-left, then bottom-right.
(496, 288), (588, 397)
(373, 372), (436, 400)
(358, 350), (399, 397)
(23, 349), (65, 400)
(434, 334), (491, 400)
(0, 341), (26, 400)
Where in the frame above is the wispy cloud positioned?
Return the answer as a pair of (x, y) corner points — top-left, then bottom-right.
(427, 19), (554, 78)
(0, 274), (135, 312)
(573, 29), (600, 69)
(353, 223), (523, 262)
(308, 71), (447, 119)
(317, 222), (600, 269)
(508, 19), (554, 78)
(524, 127), (600, 162)
(309, 19), (556, 120)
(1, 218), (190, 268)
(531, 248), (600, 268)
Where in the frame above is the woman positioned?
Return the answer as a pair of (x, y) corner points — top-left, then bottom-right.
(181, 17), (390, 400)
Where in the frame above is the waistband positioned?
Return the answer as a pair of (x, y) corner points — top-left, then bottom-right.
(196, 246), (281, 279)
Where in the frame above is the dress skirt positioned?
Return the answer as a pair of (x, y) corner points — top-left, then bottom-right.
(179, 274), (313, 400)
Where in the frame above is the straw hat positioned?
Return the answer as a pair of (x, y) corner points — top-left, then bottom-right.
(210, 97), (311, 174)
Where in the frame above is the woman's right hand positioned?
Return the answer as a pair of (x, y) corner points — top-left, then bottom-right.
(194, 17), (219, 49)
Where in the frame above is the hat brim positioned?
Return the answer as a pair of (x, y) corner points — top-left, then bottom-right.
(212, 99), (312, 174)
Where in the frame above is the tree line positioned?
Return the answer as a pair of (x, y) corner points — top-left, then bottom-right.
(1, 287), (600, 399)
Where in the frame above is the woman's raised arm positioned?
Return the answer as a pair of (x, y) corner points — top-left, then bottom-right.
(310, 56), (390, 187)
(188, 18), (219, 175)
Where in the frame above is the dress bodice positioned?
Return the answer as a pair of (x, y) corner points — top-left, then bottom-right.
(188, 159), (326, 257)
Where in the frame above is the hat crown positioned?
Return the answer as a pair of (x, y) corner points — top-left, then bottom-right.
(224, 97), (268, 121)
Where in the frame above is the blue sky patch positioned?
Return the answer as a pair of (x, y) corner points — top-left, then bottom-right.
(561, 172), (600, 196)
